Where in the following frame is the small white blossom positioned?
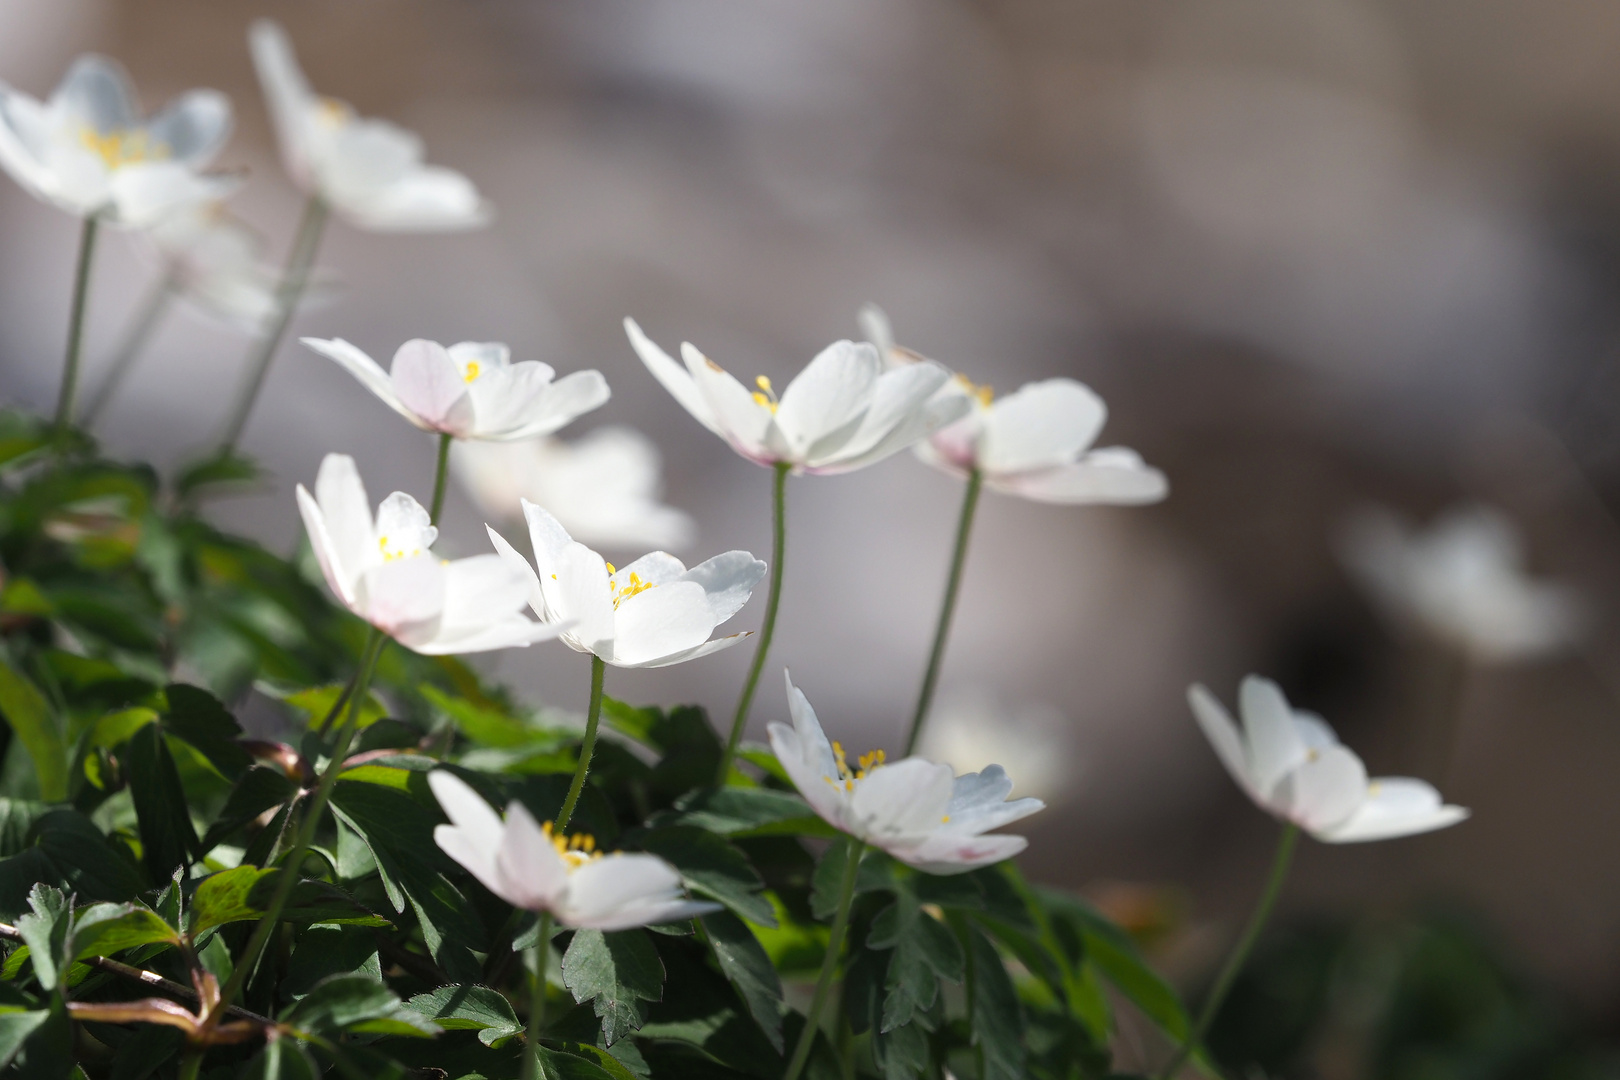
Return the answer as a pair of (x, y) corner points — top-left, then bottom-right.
(1189, 676), (1468, 843)
(769, 673), (1044, 874)
(430, 771), (718, 930)
(143, 203), (333, 330)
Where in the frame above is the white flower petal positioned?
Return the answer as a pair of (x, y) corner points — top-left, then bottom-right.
(1315, 778), (1469, 843)
(560, 854), (691, 930)
(341, 164), (492, 232)
(1239, 676), (1308, 798)
(497, 369), (611, 441)
(624, 318), (720, 436)
(302, 337), (428, 429)
(890, 832), (1029, 875)
(312, 453), (376, 589)
(374, 492), (437, 555)
(296, 483), (354, 607)
(428, 771), (503, 878)
(682, 342), (775, 463)
(773, 340), (880, 457)
(358, 555), (446, 645)
(145, 89), (232, 166)
(552, 542), (618, 657)
(978, 379), (1106, 475)
(850, 758), (956, 841)
(613, 552), (687, 588)
(1274, 745), (1367, 834)
(616, 631), (750, 669)
(991, 449), (1168, 505)
(54, 55), (138, 130)
(248, 20), (316, 189)
(1187, 684), (1253, 799)
(679, 551), (767, 625)
(487, 524), (546, 615)
(609, 579), (714, 666)
(391, 339), (474, 434)
(494, 802), (569, 911)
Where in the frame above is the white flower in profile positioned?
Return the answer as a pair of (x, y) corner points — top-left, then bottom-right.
(1189, 676), (1469, 843)
(859, 304), (1167, 505)
(301, 337), (609, 441)
(921, 687), (1074, 805)
(0, 54), (235, 226)
(489, 501), (764, 668)
(249, 20), (490, 231)
(1338, 504), (1581, 663)
(769, 673), (1045, 874)
(624, 318), (968, 474)
(297, 453), (562, 654)
(454, 427), (695, 551)
(429, 771), (718, 929)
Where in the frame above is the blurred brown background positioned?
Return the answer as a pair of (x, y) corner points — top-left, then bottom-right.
(4, 0), (1620, 1016)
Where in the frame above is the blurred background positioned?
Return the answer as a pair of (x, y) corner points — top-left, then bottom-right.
(5, 0), (1620, 1072)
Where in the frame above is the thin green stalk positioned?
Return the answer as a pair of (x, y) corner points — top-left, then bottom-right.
(217, 195), (329, 453)
(429, 432), (453, 525)
(556, 656), (605, 832)
(719, 461), (790, 783)
(523, 913), (553, 1080)
(1158, 823), (1299, 1080)
(82, 268), (175, 426)
(782, 839), (863, 1080)
(53, 214), (101, 439)
(209, 627), (386, 1019)
(178, 1048), (203, 1080)
(903, 468), (982, 757)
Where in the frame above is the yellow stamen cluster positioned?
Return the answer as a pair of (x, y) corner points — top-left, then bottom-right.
(316, 97), (351, 128)
(751, 375), (779, 414)
(824, 741), (887, 794)
(953, 372), (994, 408)
(462, 361), (481, 383)
(606, 563), (656, 609)
(377, 534), (423, 562)
(539, 820), (603, 870)
(79, 127), (164, 169)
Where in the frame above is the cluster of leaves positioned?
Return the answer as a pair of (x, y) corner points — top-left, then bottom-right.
(0, 412), (1200, 1079)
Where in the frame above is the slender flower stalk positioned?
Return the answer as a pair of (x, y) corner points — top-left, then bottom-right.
(211, 626), (386, 1017)
(217, 194), (328, 453)
(782, 838), (864, 1080)
(719, 461), (789, 783)
(54, 214), (101, 439)
(523, 912), (553, 1080)
(904, 467), (982, 757)
(429, 432), (453, 525)
(82, 268), (175, 426)
(1158, 823), (1299, 1080)
(556, 656), (605, 833)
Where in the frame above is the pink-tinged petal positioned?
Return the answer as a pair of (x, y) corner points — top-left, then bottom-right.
(312, 453), (376, 590)
(494, 802), (568, 912)
(609, 579), (713, 666)
(296, 483), (354, 608)
(302, 337), (428, 429)
(977, 379), (1106, 475)
(1274, 745), (1367, 834)
(624, 318), (720, 435)
(413, 615), (569, 656)
(428, 771), (503, 877)
(496, 369), (611, 441)
(889, 832), (1029, 875)
(357, 555), (445, 645)
(391, 339), (474, 434)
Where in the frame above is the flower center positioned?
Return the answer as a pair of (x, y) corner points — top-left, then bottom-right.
(751, 375), (779, 414)
(462, 361), (481, 383)
(539, 820), (603, 870)
(953, 373), (993, 408)
(605, 563), (656, 609)
(824, 740), (886, 793)
(79, 126), (165, 169)
(315, 97), (351, 130)
(377, 534), (423, 562)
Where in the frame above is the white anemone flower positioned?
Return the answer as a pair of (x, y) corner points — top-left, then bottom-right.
(296, 453), (563, 654)
(488, 501), (765, 668)
(1189, 676), (1469, 843)
(859, 304), (1167, 504)
(769, 673), (1045, 874)
(300, 337), (610, 441)
(0, 54), (235, 226)
(1338, 504), (1582, 663)
(249, 20), (490, 231)
(429, 771), (718, 930)
(453, 427), (695, 550)
(624, 318), (968, 474)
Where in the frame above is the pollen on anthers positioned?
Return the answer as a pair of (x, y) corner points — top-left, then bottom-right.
(953, 372), (994, 408)
(377, 534), (422, 562)
(461, 361), (481, 383)
(751, 375), (779, 414)
(80, 127), (165, 169)
(605, 562), (655, 609)
(538, 820), (604, 869)
(822, 740), (888, 793)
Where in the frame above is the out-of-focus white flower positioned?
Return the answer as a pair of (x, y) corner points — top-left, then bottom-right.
(301, 337), (609, 441)
(1338, 503), (1582, 663)
(921, 688), (1074, 805)
(489, 500), (764, 668)
(249, 20), (490, 231)
(453, 427), (695, 551)
(625, 317), (968, 475)
(429, 771), (718, 930)
(1189, 676), (1468, 843)
(296, 453), (561, 654)
(859, 304), (1167, 505)
(0, 54), (235, 225)
(769, 673), (1044, 874)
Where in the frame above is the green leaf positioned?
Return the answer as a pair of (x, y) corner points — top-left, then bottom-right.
(0, 1010), (50, 1070)
(810, 842), (856, 921)
(701, 911), (783, 1051)
(70, 904), (179, 960)
(281, 925), (381, 999)
(871, 1018), (929, 1080)
(563, 928), (665, 1045)
(630, 826), (775, 927)
(551, 1042), (643, 1080)
(405, 984), (522, 1046)
(189, 865), (266, 936)
(174, 450), (264, 500)
(420, 683), (545, 747)
(0, 800), (47, 858)
(32, 810), (143, 902)
(161, 684), (251, 780)
(190, 866), (386, 936)
(240, 1035), (321, 1080)
(0, 659), (66, 803)
(107, 1022), (182, 1080)
(1045, 890), (1194, 1045)
(280, 972), (441, 1038)
(537, 1046), (627, 1080)
(16, 885), (71, 991)
(601, 700), (720, 798)
(126, 724), (198, 881)
(964, 924), (1025, 1080)
(667, 787), (832, 840)
(282, 684), (384, 731)
(200, 765), (297, 852)
(869, 897), (963, 1032)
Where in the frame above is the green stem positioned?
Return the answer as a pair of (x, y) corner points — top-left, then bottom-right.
(53, 214), (101, 440)
(523, 914), (553, 1080)
(1158, 823), (1299, 1080)
(782, 839), (863, 1080)
(429, 432), (453, 525)
(178, 1048), (203, 1080)
(903, 468), (982, 757)
(209, 627), (386, 1019)
(217, 195), (329, 453)
(719, 461), (790, 783)
(556, 655), (605, 832)
(82, 268), (175, 427)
